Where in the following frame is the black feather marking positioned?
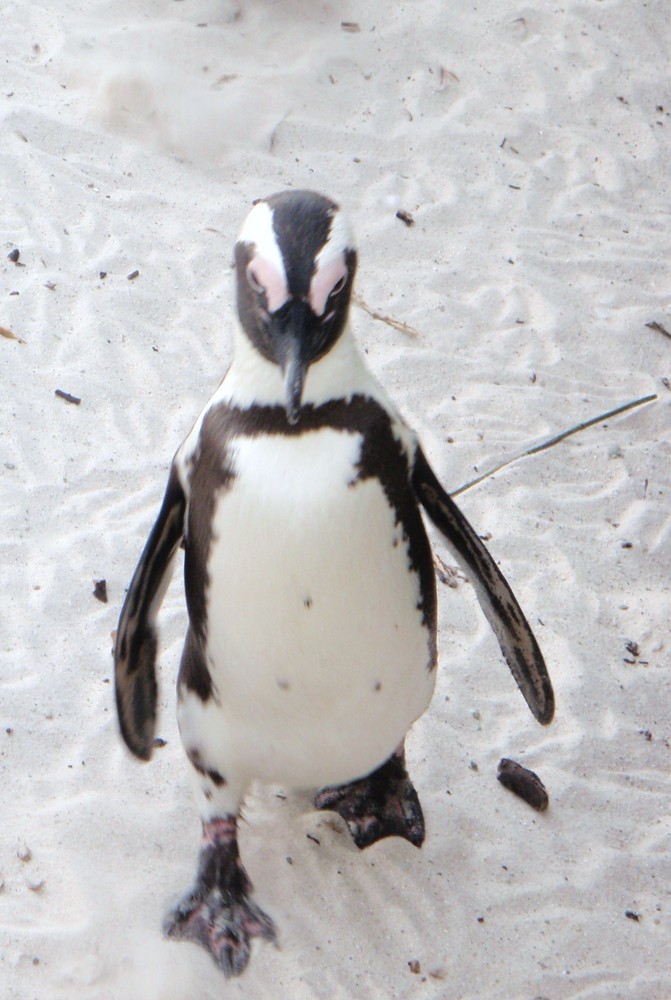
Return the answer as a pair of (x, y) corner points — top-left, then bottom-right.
(183, 427), (235, 647)
(178, 627), (214, 702)
(186, 744), (227, 787)
(182, 395), (437, 682)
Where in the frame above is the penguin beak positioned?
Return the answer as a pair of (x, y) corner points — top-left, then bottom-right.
(281, 337), (307, 426)
(270, 299), (311, 425)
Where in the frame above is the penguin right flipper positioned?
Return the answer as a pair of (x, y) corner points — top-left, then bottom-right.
(114, 466), (187, 760)
(411, 446), (554, 725)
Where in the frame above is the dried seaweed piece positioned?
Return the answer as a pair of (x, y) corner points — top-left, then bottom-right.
(497, 758), (549, 812)
(433, 552), (468, 588)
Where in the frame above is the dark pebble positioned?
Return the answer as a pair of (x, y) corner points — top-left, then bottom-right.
(396, 209), (415, 226)
(497, 758), (549, 811)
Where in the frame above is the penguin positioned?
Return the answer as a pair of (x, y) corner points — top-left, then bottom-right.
(114, 189), (554, 978)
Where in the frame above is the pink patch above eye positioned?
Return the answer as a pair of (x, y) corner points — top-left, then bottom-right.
(248, 256), (289, 313)
(309, 258), (348, 317)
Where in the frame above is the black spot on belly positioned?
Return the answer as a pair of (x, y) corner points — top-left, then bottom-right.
(303, 596), (313, 609)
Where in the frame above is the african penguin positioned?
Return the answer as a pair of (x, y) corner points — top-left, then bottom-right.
(114, 189), (554, 978)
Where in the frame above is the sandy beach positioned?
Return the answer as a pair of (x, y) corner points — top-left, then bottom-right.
(1, 1), (670, 997)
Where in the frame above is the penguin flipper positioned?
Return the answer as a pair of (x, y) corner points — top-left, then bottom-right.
(411, 446), (554, 725)
(114, 466), (187, 759)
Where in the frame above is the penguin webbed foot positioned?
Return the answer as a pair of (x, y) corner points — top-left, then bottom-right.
(314, 748), (425, 849)
(164, 887), (277, 977)
(164, 816), (277, 978)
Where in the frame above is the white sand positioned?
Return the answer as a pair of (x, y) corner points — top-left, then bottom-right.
(1, 1), (669, 997)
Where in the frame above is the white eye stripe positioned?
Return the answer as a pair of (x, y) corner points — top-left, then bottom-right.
(315, 208), (355, 270)
(238, 201), (286, 285)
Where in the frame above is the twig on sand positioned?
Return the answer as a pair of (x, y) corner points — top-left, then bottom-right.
(353, 292), (419, 338)
(645, 320), (671, 339)
(55, 388), (82, 405)
(451, 393), (658, 497)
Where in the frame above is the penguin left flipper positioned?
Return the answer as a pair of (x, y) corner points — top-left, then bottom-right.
(114, 466), (186, 760)
(411, 446), (555, 725)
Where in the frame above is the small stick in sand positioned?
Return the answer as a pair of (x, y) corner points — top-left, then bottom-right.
(451, 393), (658, 496)
(645, 320), (671, 339)
(353, 293), (420, 338)
(55, 389), (82, 405)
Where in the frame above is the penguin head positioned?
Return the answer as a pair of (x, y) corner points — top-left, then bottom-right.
(234, 190), (357, 424)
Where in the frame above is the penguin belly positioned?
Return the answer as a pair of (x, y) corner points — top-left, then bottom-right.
(183, 427), (436, 791)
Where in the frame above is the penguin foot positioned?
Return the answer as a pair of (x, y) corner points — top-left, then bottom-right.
(314, 748), (425, 849)
(163, 816), (277, 977)
(164, 887), (277, 977)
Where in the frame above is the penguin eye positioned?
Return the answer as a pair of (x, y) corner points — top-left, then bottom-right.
(329, 274), (347, 298)
(246, 265), (265, 296)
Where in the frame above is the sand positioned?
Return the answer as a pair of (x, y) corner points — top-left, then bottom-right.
(1, 1), (669, 997)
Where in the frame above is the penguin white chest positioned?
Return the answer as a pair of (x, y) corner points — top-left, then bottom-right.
(200, 427), (436, 788)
